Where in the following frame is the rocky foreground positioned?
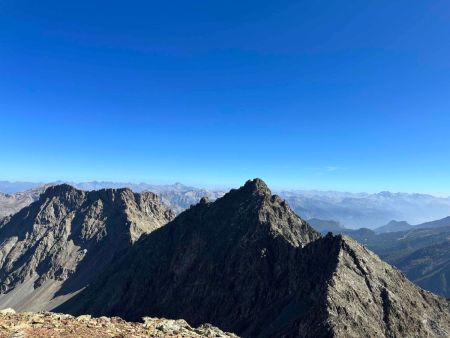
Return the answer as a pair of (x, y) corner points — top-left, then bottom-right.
(0, 309), (237, 338)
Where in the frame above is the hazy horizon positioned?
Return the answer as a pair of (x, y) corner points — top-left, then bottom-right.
(1, 179), (450, 198)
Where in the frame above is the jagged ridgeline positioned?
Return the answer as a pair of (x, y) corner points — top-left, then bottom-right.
(1, 179), (450, 337)
(56, 179), (449, 338)
(0, 184), (174, 310)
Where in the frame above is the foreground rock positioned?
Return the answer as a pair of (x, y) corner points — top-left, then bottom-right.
(0, 185), (174, 311)
(0, 309), (237, 337)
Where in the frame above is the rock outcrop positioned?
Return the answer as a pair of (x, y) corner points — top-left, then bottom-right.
(0, 184), (174, 311)
(58, 179), (450, 337)
(325, 236), (450, 338)
(0, 309), (236, 337)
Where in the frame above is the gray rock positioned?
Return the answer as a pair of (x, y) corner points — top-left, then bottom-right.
(0, 184), (174, 311)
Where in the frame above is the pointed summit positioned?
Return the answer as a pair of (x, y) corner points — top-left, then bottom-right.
(57, 179), (321, 327)
(243, 178), (271, 195)
(40, 183), (84, 202)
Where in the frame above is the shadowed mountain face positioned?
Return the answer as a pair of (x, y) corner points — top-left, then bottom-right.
(58, 179), (450, 338)
(0, 184), (174, 311)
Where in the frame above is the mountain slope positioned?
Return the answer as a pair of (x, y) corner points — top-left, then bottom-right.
(415, 216), (450, 229)
(393, 240), (450, 297)
(340, 223), (450, 298)
(326, 235), (449, 338)
(59, 179), (450, 337)
(0, 184), (174, 311)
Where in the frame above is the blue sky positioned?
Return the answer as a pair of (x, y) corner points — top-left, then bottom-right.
(1, 1), (450, 194)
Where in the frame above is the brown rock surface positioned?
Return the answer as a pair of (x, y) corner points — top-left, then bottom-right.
(0, 309), (237, 337)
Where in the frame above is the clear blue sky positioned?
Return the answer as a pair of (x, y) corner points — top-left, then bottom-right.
(1, 1), (450, 194)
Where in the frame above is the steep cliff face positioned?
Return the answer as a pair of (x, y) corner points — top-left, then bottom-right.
(325, 236), (450, 338)
(60, 179), (450, 337)
(0, 184), (174, 311)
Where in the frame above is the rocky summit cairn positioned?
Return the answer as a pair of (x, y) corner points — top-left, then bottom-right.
(0, 184), (174, 311)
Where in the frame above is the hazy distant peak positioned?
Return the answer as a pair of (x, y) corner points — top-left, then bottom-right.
(374, 220), (413, 234)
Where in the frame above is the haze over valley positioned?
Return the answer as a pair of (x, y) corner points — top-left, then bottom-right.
(2, 181), (449, 228)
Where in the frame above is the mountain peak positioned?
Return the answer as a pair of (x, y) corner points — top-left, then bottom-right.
(0, 186), (174, 311)
(242, 178), (270, 195)
(375, 219), (413, 233)
(197, 178), (320, 248)
(41, 183), (79, 197)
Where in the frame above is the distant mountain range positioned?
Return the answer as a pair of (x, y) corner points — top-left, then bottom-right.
(280, 189), (450, 228)
(1, 181), (450, 228)
(1, 180), (449, 337)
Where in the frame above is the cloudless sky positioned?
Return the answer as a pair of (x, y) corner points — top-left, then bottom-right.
(1, 1), (450, 194)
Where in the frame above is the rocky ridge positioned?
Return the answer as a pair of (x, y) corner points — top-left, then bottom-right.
(0, 184), (174, 311)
